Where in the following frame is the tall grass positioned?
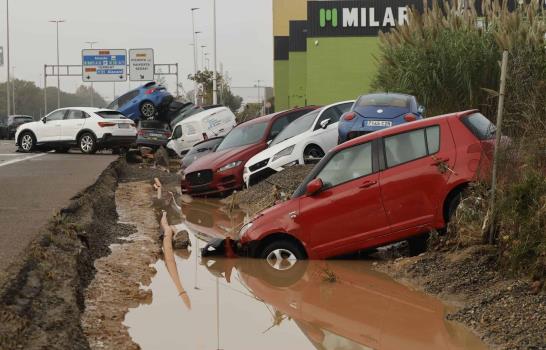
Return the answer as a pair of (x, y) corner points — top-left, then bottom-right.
(373, 0), (546, 278)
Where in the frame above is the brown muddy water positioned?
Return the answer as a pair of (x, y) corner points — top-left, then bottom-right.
(121, 199), (489, 350)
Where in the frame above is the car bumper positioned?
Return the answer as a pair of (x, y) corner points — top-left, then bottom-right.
(244, 159), (300, 187)
(97, 134), (137, 148)
(182, 167), (244, 197)
(136, 137), (169, 149)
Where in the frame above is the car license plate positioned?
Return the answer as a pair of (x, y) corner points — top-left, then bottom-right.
(366, 120), (392, 127)
(118, 123), (130, 129)
(150, 133), (163, 138)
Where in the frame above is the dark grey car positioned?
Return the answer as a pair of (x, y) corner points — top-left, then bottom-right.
(5, 115), (33, 139)
(136, 120), (171, 149)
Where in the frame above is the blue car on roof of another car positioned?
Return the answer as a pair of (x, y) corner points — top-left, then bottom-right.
(107, 82), (173, 121)
(338, 93), (424, 144)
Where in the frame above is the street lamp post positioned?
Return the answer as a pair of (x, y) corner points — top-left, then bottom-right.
(201, 45), (207, 70)
(49, 19), (65, 109)
(191, 8), (200, 104)
(255, 80), (263, 116)
(11, 66), (15, 114)
(212, 0), (218, 105)
(6, 0), (11, 116)
(85, 41), (98, 107)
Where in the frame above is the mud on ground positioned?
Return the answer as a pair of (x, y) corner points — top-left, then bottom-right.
(377, 245), (546, 349)
(0, 158), (181, 350)
(225, 165), (314, 215)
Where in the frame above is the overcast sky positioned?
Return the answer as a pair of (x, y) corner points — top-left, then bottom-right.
(0, 0), (273, 101)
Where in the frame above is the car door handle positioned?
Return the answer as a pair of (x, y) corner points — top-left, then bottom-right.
(288, 211), (298, 219)
(359, 180), (377, 189)
(430, 157), (450, 166)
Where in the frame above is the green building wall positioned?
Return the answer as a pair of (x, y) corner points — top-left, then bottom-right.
(306, 37), (380, 106)
(288, 51), (307, 107)
(274, 60), (290, 111)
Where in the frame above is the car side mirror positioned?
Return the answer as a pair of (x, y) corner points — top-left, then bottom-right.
(417, 105), (425, 115)
(42, 118), (47, 124)
(305, 178), (324, 196)
(267, 139), (273, 146)
(320, 119), (330, 129)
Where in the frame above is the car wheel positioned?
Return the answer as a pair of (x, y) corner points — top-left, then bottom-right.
(79, 133), (97, 154)
(303, 145), (325, 164)
(258, 240), (307, 287)
(260, 240), (305, 270)
(140, 102), (157, 119)
(447, 192), (463, 222)
(19, 132), (35, 153)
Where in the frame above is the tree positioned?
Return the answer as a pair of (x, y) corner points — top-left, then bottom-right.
(187, 69), (243, 112)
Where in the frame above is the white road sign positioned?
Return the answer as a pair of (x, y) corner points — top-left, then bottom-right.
(129, 49), (154, 81)
(82, 49), (127, 82)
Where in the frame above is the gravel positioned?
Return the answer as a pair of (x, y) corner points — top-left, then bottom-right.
(224, 165), (314, 215)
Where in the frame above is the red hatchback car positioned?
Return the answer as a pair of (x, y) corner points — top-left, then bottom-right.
(236, 110), (496, 261)
(181, 106), (319, 196)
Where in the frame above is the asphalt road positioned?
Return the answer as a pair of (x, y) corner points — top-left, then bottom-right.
(0, 141), (117, 279)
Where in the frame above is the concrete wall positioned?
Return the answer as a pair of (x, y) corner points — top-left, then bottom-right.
(306, 36), (380, 106)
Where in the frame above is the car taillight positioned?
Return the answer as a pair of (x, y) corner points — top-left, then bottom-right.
(343, 112), (356, 121)
(404, 114), (417, 122)
(164, 131), (172, 138)
(98, 122), (116, 127)
(138, 130), (146, 136)
(145, 88), (157, 95)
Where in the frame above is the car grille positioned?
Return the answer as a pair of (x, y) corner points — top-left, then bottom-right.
(249, 159), (269, 172)
(249, 167), (277, 186)
(186, 170), (213, 187)
(347, 131), (371, 141)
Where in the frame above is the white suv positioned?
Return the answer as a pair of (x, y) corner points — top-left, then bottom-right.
(15, 107), (137, 154)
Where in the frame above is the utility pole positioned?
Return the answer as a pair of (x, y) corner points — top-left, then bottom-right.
(255, 80), (263, 116)
(488, 50), (509, 244)
(201, 45), (207, 70)
(49, 19), (65, 108)
(85, 41), (98, 107)
(11, 66), (15, 114)
(191, 7), (200, 104)
(6, 0), (11, 116)
(212, 0), (218, 105)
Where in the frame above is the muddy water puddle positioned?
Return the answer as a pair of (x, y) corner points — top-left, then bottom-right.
(124, 199), (488, 350)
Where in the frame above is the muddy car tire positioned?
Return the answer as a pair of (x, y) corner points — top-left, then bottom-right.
(19, 132), (36, 153)
(140, 102), (157, 119)
(79, 133), (97, 154)
(303, 145), (325, 164)
(259, 239), (306, 280)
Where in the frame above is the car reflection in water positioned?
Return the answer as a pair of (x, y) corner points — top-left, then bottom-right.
(202, 258), (487, 350)
(181, 199), (247, 242)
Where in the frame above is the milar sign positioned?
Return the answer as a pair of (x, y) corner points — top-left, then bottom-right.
(308, 0), (424, 37)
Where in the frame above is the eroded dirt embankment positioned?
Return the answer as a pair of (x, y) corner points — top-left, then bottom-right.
(0, 159), (180, 350)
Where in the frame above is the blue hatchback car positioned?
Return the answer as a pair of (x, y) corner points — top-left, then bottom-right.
(338, 93), (424, 144)
(108, 82), (173, 121)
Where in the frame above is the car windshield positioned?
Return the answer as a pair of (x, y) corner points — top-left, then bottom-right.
(216, 122), (268, 151)
(357, 94), (410, 108)
(139, 120), (169, 130)
(170, 107), (204, 126)
(271, 110), (319, 146)
(97, 111), (128, 119)
(14, 117), (33, 122)
(461, 112), (496, 140)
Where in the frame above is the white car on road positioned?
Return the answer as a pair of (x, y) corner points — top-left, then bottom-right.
(15, 107), (137, 154)
(243, 100), (354, 187)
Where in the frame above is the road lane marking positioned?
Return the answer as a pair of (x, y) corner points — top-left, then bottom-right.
(0, 153), (47, 168)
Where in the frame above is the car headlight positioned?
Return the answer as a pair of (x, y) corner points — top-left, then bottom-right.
(238, 222), (253, 240)
(272, 145), (295, 162)
(218, 161), (242, 172)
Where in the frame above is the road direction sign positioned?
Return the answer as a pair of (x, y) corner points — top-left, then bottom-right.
(82, 49), (127, 82)
(129, 49), (154, 81)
